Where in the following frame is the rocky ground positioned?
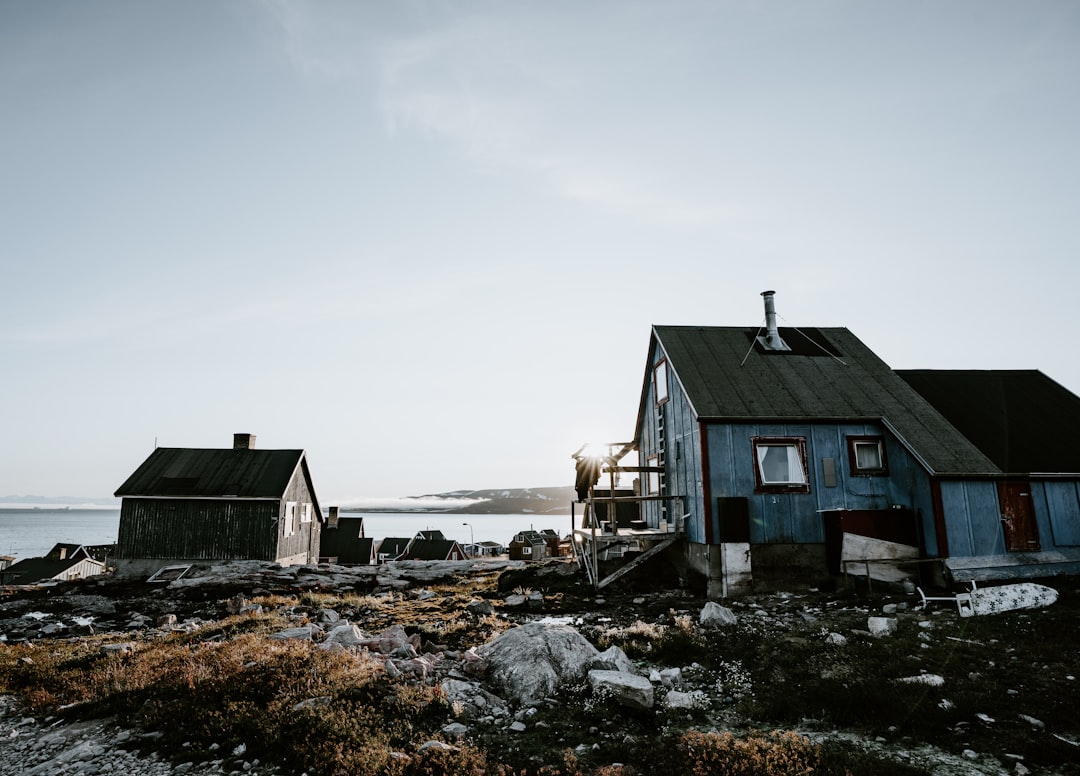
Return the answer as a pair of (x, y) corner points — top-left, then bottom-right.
(2, 558), (1078, 775)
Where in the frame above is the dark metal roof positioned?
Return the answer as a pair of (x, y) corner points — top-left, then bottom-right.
(511, 530), (545, 544)
(646, 325), (999, 476)
(898, 370), (1080, 474)
(114, 447), (306, 499)
(401, 538), (461, 560)
(378, 538), (413, 559)
(0, 556), (100, 585)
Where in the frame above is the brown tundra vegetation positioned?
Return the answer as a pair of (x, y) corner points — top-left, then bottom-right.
(1, 558), (1078, 776)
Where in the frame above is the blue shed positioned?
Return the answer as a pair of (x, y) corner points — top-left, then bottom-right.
(622, 291), (1080, 596)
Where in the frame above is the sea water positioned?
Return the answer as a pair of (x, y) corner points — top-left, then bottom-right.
(0, 508), (571, 561)
(0, 509), (121, 560)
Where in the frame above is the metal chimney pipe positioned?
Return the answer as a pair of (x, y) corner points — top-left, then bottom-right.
(759, 290), (791, 351)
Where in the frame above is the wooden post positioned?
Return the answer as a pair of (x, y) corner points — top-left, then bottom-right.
(607, 462), (617, 536)
(590, 500), (599, 589)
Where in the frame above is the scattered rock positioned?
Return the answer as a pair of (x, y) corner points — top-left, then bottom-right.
(587, 646), (638, 675)
(897, 674), (945, 686)
(441, 722), (469, 738)
(320, 621), (369, 651)
(269, 625), (320, 641)
(867, 617), (897, 637)
(466, 600), (495, 616)
(699, 602), (737, 627)
(663, 690), (704, 709)
(658, 667), (682, 688)
(587, 670), (654, 711)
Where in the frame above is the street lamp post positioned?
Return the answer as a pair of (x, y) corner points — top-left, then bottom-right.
(462, 522), (474, 547)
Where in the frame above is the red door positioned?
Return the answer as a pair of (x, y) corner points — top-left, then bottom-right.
(998, 481), (1041, 552)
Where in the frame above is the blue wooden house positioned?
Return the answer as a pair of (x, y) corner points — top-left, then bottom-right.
(623, 291), (1080, 596)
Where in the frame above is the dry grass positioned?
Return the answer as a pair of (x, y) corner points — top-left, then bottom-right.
(4, 570), (1079, 775)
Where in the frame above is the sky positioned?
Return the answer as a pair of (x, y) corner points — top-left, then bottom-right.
(2, 1), (1079, 506)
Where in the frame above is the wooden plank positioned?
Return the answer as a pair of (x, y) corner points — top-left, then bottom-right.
(596, 536), (681, 590)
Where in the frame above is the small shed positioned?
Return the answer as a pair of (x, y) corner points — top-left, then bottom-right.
(113, 433), (323, 578)
(539, 529), (564, 556)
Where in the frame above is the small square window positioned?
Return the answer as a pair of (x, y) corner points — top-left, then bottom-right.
(752, 437), (810, 493)
(848, 436), (888, 476)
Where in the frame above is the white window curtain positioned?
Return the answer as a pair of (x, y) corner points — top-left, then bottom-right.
(854, 441), (882, 470)
(757, 444), (805, 484)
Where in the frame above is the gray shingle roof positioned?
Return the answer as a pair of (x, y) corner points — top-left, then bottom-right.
(114, 447), (306, 499)
(648, 325), (999, 476)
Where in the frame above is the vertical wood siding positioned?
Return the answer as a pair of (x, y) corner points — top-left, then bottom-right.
(1040, 481), (1080, 546)
(939, 480), (1005, 557)
(276, 471), (320, 563)
(117, 499), (278, 560)
(641, 342), (706, 542)
(704, 421), (938, 548)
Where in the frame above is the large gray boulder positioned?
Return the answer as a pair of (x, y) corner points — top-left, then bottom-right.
(478, 623), (599, 704)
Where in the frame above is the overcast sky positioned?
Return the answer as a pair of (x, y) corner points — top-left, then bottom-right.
(2, 1), (1078, 505)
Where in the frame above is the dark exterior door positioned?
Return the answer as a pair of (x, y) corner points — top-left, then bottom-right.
(998, 481), (1041, 552)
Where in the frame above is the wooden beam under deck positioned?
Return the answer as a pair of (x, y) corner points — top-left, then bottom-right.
(595, 535), (682, 590)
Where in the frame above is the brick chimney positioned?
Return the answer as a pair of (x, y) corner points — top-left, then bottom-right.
(328, 506), (340, 528)
(233, 433), (256, 450)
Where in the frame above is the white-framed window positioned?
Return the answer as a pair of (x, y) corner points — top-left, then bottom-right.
(654, 359), (669, 405)
(283, 502), (297, 536)
(752, 437), (810, 493)
(300, 503), (312, 523)
(522, 545), (532, 555)
(848, 436), (887, 476)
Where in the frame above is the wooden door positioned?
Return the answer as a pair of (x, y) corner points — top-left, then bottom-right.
(998, 481), (1041, 552)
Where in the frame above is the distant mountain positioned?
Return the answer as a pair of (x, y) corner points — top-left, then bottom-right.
(432, 487), (576, 514)
(341, 487), (577, 515)
(0, 495), (118, 507)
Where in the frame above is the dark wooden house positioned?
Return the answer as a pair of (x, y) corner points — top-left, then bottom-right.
(319, 516), (375, 565)
(508, 530), (547, 561)
(614, 291), (1080, 596)
(376, 537), (413, 564)
(400, 537), (468, 561)
(112, 433), (323, 577)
